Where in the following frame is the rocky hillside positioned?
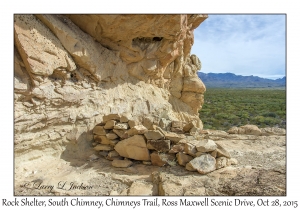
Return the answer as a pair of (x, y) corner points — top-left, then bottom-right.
(197, 72), (286, 88)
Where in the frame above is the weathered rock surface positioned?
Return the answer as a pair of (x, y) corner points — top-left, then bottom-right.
(195, 139), (217, 152)
(114, 135), (150, 161)
(147, 140), (171, 152)
(14, 129), (286, 196)
(228, 125), (262, 136)
(14, 14), (207, 166)
(186, 154), (216, 174)
(176, 152), (193, 166)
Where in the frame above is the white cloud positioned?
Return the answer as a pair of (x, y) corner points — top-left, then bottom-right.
(191, 14), (286, 79)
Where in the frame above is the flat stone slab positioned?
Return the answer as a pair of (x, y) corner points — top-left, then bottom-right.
(147, 140), (170, 152)
(144, 130), (164, 140)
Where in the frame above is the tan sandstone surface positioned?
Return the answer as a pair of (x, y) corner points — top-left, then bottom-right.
(14, 14), (286, 196)
(14, 127), (286, 196)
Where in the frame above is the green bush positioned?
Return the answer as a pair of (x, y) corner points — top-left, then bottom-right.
(199, 88), (286, 131)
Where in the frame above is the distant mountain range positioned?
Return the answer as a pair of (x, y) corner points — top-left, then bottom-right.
(197, 72), (286, 88)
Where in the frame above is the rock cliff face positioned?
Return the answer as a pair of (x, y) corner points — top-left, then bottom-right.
(14, 14), (207, 162)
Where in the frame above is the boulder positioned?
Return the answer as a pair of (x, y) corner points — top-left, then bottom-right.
(186, 154), (216, 174)
(114, 135), (150, 160)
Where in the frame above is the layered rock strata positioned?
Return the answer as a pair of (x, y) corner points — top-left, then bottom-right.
(14, 14), (207, 163)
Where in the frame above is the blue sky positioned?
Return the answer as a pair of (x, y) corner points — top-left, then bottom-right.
(191, 15), (286, 80)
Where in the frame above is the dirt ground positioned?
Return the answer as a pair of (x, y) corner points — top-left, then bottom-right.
(14, 134), (286, 196)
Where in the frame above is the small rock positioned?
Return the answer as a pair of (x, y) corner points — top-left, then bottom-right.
(144, 130), (164, 140)
(106, 132), (119, 140)
(127, 125), (148, 136)
(104, 120), (116, 129)
(143, 117), (156, 130)
(147, 140), (171, 152)
(176, 152), (193, 166)
(111, 159), (133, 168)
(102, 114), (121, 123)
(109, 139), (119, 146)
(183, 121), (196, 133)
(227, 158), (238, 165)
(93, 126), (107, 135)
(113, 129), (126, 139)
(142, 161), (152, 165)
(216, 157), (228, 169)
(164, 132), (185, 143)
(128, 120), (139, 128)
(94, 135), (111, 144)
(94, 144), (113, 151)
(215, 142), (231, 158)
(150, 152), (167, 166)
(108, 150), (120, 157)
(184, 143), (197, 157)
(88, 154), (99, 161)
(169, 144), (185, 153)
(120, 115), (130, 123)
(196, 139), (217, 152)
(114, 123), (129, 130)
